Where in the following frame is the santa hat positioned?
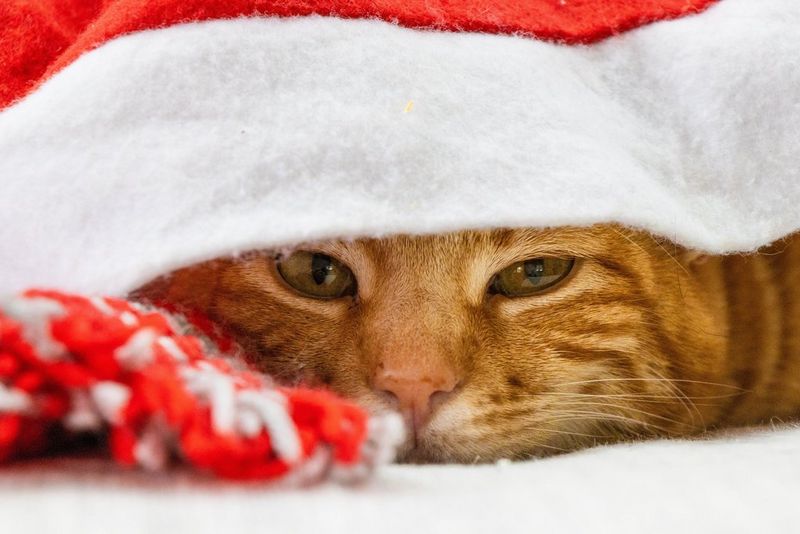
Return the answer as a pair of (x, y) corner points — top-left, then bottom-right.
(0, 0), (798, 296)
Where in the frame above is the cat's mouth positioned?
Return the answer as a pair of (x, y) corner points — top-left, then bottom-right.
(387, 411), (487, 464)
(371, 407), (452, 464)
(380, 404), (572, 464)
(366, 395), (491, 464)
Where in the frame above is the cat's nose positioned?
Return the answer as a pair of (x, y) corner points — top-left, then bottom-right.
(373, 362), (459, 430)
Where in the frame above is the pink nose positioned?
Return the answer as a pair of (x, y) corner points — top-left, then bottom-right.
(373, 363), (459, 431)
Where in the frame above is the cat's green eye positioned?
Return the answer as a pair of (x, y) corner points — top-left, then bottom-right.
(490, 258), (575, 297)
(276, 251), (356, 299)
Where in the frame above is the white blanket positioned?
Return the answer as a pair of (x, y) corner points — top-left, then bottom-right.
(2, 425), (799, 534)
(1, 0), (799, 531)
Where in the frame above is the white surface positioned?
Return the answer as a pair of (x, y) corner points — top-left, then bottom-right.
(2, 425), (799, 534)
(0, 0), (799, 296)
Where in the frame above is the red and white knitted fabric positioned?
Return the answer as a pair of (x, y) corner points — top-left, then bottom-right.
(0, 289), (403, 482)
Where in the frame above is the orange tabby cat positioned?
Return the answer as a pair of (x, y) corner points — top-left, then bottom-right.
(133, 224), (800, 463)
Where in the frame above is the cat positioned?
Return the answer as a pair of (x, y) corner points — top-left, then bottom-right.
(132, 224), (800, 463)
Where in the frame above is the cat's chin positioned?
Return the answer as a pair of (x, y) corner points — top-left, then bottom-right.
(396, 442), (565, 464)
(383, 411), (514, 464)
(393, 427), (574, 464)
(393, 436), (496, 465)
(395, 443), (450, 464)
(395, 443), (511, 465)
(389, 430), (452, 464)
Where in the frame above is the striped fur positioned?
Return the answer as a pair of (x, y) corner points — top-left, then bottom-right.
(134, 225), (800, 463)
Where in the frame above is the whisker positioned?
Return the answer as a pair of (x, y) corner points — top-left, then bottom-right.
(650, 367), (703, 428)
(523, 441), (572, 453)
(532, 391), (741, 400)
(648, 233), (691, 276)
(534, 404), (679, 432)
(610, 226), (689, 276)
(551, 377), (745, 391)
(552, 399), (691, 428)
(507, 422), (613, 441)
(539, 411), (675, 436)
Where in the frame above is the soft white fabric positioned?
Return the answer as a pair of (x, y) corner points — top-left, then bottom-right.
(0, 0), (798, 296)
(2, 425), (799, 534)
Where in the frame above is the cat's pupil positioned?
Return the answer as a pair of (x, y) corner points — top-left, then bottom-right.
(524, 259), (545, 282)
(311, 253), (333, 285)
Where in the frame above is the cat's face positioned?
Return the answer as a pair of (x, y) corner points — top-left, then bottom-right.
(137, 225), (733, 463)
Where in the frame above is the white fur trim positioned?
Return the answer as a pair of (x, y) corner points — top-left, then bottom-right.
(0, 0), (798, 296)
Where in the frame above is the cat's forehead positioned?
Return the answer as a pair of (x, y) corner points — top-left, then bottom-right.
(327, 225), (636, 263)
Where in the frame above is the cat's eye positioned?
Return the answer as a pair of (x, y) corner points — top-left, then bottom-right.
(490, 258), (575, 297)
(276, 251), (356, 299)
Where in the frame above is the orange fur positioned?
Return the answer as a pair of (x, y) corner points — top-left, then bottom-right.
(133, 224), (800, 463)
